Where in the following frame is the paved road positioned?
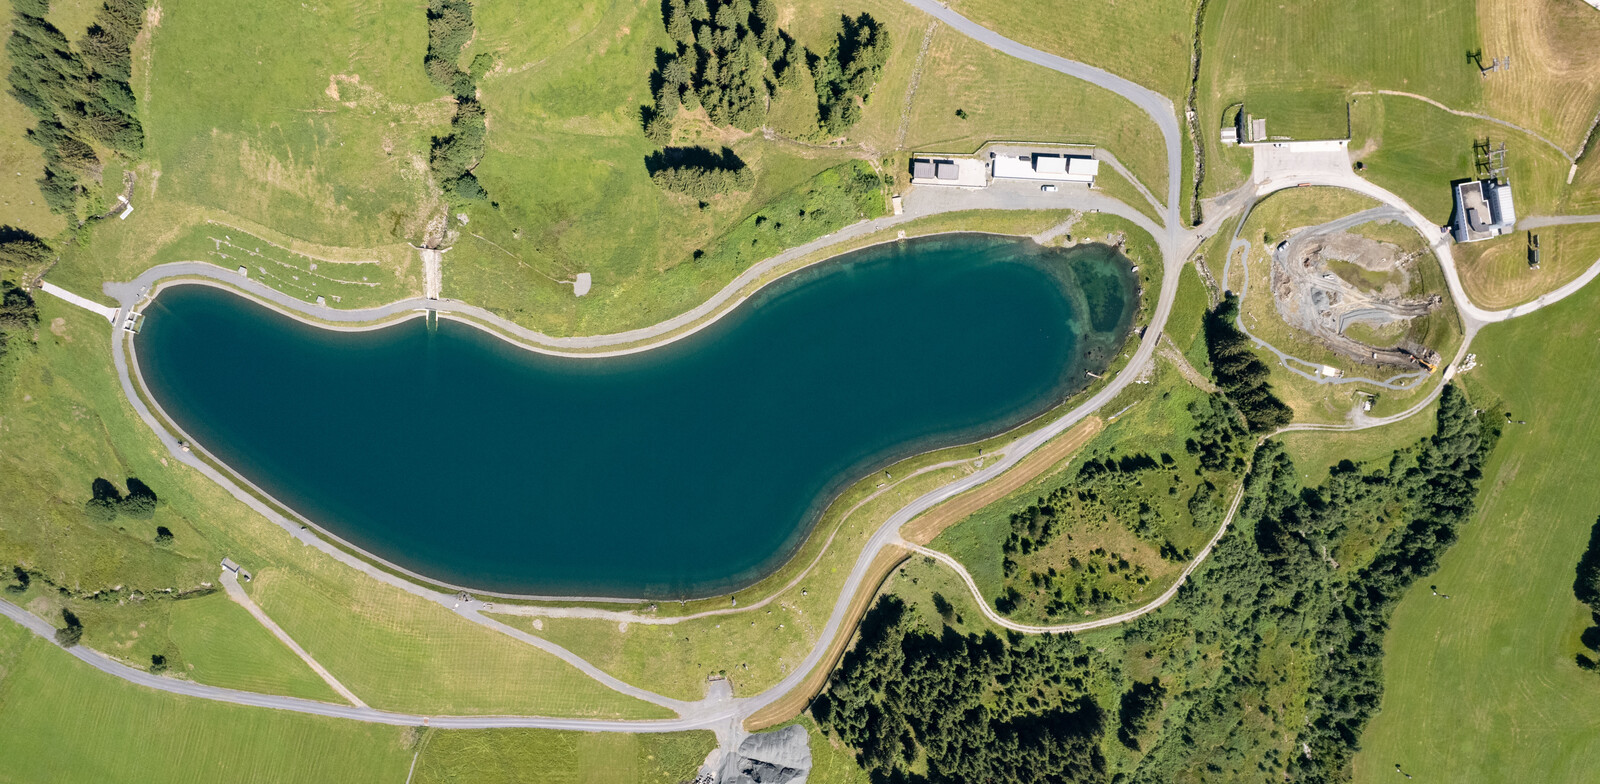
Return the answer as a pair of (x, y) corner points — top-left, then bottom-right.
(900, 0), (1183, 232)
(54, 1), (1186, 743)
(1243, 144), (1600, 328)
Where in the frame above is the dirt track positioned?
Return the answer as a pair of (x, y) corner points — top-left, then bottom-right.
(900, 417), (1104, 546)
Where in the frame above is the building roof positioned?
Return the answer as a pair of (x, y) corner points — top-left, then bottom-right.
(1450, 179), (1516, 243)
(1491, 181), (1516, 226)
(909, 156), (988, 187)
(992, 152), (1098, 183)
(1033, 154), (1067, 174)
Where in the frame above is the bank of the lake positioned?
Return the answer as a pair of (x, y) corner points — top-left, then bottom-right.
(132, 234), (1137, 597)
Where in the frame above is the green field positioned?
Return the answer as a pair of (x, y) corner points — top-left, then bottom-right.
(1350, 93), (1579, 222)
(164, 593), (341, 702)
(0, 8), (64, 239)
(902, 24), (1168, 200)
(246, 562), (670, 718)
(0, 618), (415, 783)
(146, 222), (421, 308)
(1278, 401), (1438, 485)
(1353, 276), (1600, 781)
(941, 0), (1197, 102)
(0, 615), (726, 784)
(1197, 0), (1481, 197)
(139, 0), (446, 247)
(1452, 223), (1600, 310)
(1166, 262), (1212, 361)
(411, 728), (714, 784)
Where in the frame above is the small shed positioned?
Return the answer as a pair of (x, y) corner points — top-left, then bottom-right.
(221, 557), (253, 582)
(935, 161), (960, 180)
(911, 159), (936, 179)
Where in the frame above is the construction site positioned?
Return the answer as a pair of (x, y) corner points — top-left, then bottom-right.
(1269, 207), (1445, 372)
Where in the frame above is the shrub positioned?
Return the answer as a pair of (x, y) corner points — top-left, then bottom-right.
(0, 226), (53, 280)
(645, 146), (754, 198)
(120, 477), (158, 519)
(55, 608), (83, 647)
(422, 0), (489, 202)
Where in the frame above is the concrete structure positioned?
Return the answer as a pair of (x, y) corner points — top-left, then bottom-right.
(220, 557), (253, 582)
(991, 152), (1099, 185)
(1449, 179), (1516, 243)
(38, 281), (118, 323)
(909, 157), (987, 188)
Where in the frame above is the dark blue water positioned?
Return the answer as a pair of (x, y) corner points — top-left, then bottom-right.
(135, 234), (1135, 597)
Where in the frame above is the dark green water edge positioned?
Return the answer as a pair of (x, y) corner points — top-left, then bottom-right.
(133, 233), (1137, 598)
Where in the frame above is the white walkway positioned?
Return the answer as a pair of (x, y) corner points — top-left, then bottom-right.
(38, 281), (118, 323)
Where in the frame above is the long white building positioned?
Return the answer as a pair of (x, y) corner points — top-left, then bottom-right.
(992, 152), (1099, 185)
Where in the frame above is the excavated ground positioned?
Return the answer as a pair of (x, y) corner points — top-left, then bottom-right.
(1270, 209), (1442, 369)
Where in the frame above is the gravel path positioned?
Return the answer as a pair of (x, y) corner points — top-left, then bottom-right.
(220, 569), (367, 707)
(913, 476), (1247, 634)
(1518, 214), (1600, 230)
(1352, 89), (1576, 163)
(107, 184), (1162, 360)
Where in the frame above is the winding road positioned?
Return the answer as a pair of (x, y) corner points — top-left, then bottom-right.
(15, 0), (1600, 766)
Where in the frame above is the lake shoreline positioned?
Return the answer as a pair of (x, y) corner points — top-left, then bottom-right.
(121, 233), (1139, 603)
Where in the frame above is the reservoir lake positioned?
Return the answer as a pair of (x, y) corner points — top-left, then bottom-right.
(134, 233), (1137, 597)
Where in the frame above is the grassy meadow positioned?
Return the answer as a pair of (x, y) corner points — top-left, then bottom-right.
(1278, 400), (1439, 486)
(136, 0), (447, 247)
(900, 24), (1169, 200)
(0, 615), (730, 784)
(1198, 0), (1600, 204)
(1452, 223), (1600, 310)
(941, 0), (1197, 102)
(411, 728), (715, 784)
(1349, 93), (1580, 222)
(1353, 261), (1600, 781)
(0, 6), (64, 239)
(0, 618), (415, 784)
(1197, 0), (1480, 197)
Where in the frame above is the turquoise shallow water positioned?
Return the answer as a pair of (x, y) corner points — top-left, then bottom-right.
(135, 233), (1136, 597)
